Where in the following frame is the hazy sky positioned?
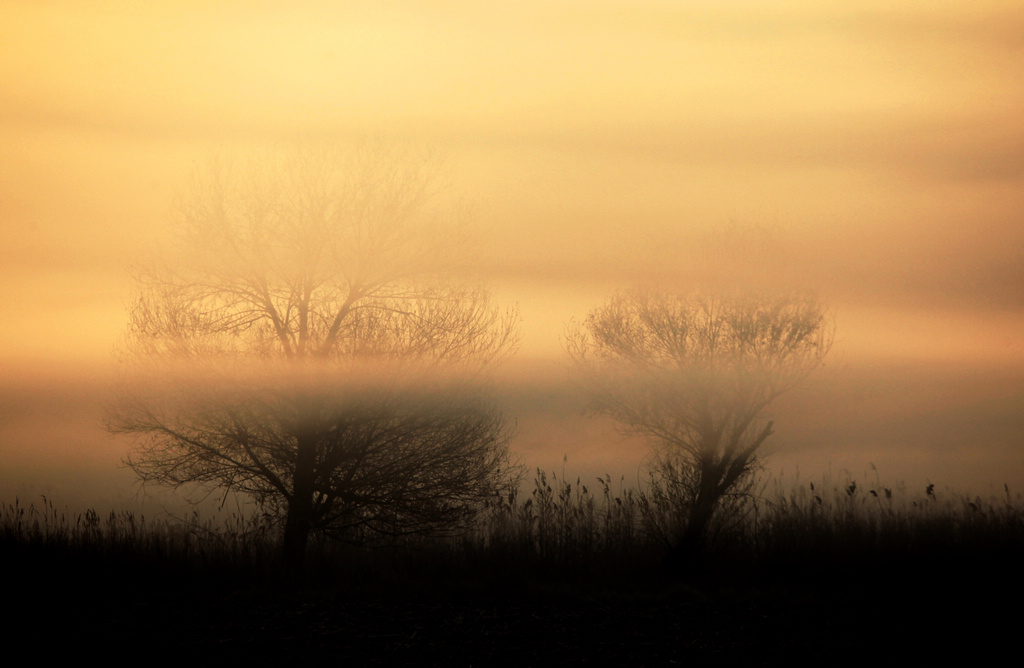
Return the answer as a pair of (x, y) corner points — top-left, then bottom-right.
(1, 2), (1022, 504)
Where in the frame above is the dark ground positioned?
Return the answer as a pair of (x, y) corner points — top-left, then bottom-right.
(7, 555), (1017, 666)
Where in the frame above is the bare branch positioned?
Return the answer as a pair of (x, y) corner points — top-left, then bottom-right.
(109, 143), (521, 564)
(569, 288), (830, 556)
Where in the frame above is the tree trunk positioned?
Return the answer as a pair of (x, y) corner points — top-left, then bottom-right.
(282, 432), (317, 569)
(665, 470), (719, 570)
(666, 500), (714, 568)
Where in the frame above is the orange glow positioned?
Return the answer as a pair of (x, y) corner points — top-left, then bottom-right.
(2, 2), (1022, 504)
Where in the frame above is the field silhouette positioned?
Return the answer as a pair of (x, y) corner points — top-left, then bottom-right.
(4, 469), (1020, 662)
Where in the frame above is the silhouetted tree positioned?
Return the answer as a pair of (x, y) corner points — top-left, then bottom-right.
(107, 144), (519, 567)
(567, 289), (831, 564)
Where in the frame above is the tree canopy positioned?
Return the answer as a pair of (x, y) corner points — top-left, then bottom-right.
(108, 144), (519, 564)
(128, 144), (515, 363)
(568, 288), (831, 559)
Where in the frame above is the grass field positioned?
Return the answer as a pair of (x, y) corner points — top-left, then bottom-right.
(3, 470), (1021, 662)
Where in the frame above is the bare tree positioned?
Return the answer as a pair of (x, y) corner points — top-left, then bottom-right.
(107, 144), (519, 566)
(567, 289), (831, 563)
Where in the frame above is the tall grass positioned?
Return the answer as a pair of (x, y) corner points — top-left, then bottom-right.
(4, 469), (1022, 593)
(1, 496), (280, 591)
(742, 472), (1024, 584)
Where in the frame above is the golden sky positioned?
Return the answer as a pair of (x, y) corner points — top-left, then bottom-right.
(1, 2), (1022, 501)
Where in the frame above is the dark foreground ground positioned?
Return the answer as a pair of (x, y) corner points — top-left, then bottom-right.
(6, 552), (1018, 666)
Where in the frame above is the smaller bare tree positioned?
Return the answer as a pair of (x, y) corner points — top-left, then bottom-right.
(567, 289), (832, 563)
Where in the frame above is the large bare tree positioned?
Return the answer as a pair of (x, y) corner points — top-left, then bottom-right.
(108, 144), (519, 566)
(567, 289), (831, 562)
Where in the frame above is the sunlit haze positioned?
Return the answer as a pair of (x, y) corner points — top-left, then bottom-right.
(2, 2), (1022, 510)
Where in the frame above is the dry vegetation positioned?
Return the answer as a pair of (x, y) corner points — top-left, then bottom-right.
(5, 469), (1022, 587)
(4, 470), (1021, 662)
